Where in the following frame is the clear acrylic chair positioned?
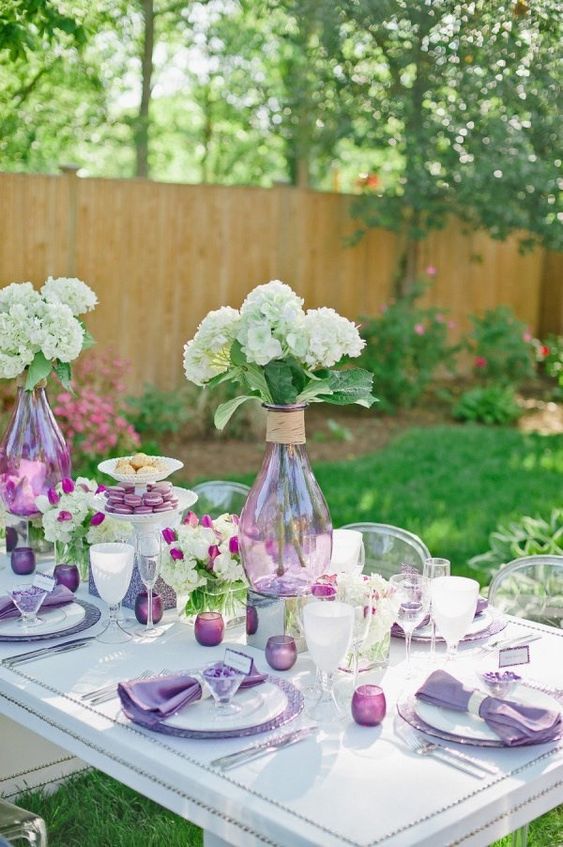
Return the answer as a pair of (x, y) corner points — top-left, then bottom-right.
(488, 554), (563, 847)
(191, 480), (250, 519)
(340, 522), (430, 578)
(487, 555), (563, 628)
(0, 798), (47, 846)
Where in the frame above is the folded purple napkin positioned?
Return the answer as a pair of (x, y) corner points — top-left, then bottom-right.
(392, 597), (488, 637)
(416, 670), (562, 747)
(118, 661), (268, 727)
(0, 584), (75, 621)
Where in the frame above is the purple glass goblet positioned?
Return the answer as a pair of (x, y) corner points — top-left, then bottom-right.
(135, 591), (163, 626)
(11, 546), (36, 575)
(194, 612), (225, 647)
(53, 563), (80, 593)
(351, 684), (386, 727)
(265, 635), (297, 671)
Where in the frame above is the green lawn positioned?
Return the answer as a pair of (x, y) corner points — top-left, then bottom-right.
(12, 425), (563, 846)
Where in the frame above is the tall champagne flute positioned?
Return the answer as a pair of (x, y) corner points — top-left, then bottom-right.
(389, 573), (430, 677)
(339, 581), (373, 690)
(423, 558), (451, 661)
(303, 600), (354, 723)
(135, 532), (163, 638)
(90, 543), (135, 644)
(431, 576), (479, 662)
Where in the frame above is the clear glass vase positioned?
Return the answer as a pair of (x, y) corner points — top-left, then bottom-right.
(238, 404), (332, 597)
(0, 381), (71, 517)
(181, 577), (247, 627)
(55, 538), (90, 582)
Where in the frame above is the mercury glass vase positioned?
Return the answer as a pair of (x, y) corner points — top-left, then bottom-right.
(0, 381), (71, 517)
(238, 403), (332, 597)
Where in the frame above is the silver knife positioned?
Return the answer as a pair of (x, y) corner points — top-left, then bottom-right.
(2, 637), (95, 668)
(482, 633), (542, 651)
(429, 742), (499, 775)
(210, 725), (317, 771)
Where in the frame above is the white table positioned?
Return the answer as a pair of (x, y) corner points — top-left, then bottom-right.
(0, 573), (562, 847)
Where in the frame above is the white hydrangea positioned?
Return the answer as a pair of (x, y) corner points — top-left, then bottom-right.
(176, 524), (217, 560)
(213, 513), (238, 540)
(87, 517), (132, 545)
(39, 303), (84, 363)
(0, 302), (43, 379)
(161, 556), (206, 595)
(41, 277), (98, 316)
(239, 281), (304, 332)
(0, 282), (42, 313)
(213, 551), (245, 583)
(301, 308), (365, 369)
(237, 280), (306, 365)
(183, 306), (240, 386)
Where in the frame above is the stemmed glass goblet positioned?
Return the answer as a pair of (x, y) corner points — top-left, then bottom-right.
(303, 599), (354, 723)
(431, 576), (479, 662)
(339, 580), (374, 689)
(90, 542), (135, 644)
(8, 585), (48, 629)
(389, 572), (430, 678)
(134, 532), (163, 639)
(423, 558), (451, 662)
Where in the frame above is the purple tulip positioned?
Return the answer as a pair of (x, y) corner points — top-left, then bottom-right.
(229, 535), (239, 555)
(208, 544), (220, 562)
(162, 527), (176, 545)
(95, 484), (107, 494)
(61, 478), (75, 494)
(183, 511), (198, 527)
(47, 487), (60, 506)
(90, 511), (105, 526)
(170, 547), (184, 561)
(201, 514), (213, 528)
(57, 510), (73, 522)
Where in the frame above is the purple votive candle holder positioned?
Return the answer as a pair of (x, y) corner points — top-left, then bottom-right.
(53, 563), (80, 593)
(351, 684), (387, 727)
(194, 612), (225, 647)
(10, 547), (36, 576)
(265, 635), (297, 671)
(134, 591), (163, 625)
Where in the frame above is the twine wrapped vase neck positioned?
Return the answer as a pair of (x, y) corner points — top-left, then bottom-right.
(264, 404), (306, 445)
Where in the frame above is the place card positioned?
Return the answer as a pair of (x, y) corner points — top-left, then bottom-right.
(499, 645), (530, 668)
(33, 572), (56, 592)
(224, 648), (253, 675)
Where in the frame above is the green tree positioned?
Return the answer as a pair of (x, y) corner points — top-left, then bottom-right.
(320, 0), (562, 293)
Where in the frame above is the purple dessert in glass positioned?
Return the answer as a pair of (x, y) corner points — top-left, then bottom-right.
(8, 584), (48, 628)
(202, 662), (245, 716)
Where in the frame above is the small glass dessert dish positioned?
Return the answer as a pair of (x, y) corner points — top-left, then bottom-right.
(479, 670), (521, 698)
(8, 584), (49, 628)
(202, 662), (246, 717)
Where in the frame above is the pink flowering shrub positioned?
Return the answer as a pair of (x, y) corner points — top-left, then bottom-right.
(53, 350), (140, 473)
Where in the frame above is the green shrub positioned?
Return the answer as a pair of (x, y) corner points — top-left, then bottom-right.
(536, 334), (563, 398)
(358, 284), (458, 411)
(453, 385), (522, 425)
(468, 306), (536, 386)
(126, 384), (193, 435)
(469, 509), (563, 572)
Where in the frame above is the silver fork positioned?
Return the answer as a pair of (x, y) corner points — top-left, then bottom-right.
(83, 669), (153, 705)
(89, 667), (176, 705)
(402, 732), (489, 779)
(477, 632), (543, 654)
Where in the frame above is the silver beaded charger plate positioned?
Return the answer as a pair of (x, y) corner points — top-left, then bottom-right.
(397, 694), (562, 748)
(121, 676), (304, 740)
(393, 612), (507, 644)
(0, 599), (101, 642)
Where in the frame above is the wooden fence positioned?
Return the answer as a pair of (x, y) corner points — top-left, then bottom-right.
(0, 171), (560, 391)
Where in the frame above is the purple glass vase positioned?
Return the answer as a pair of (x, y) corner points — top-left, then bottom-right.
(239, 404), (332, 597)
(0, 382), (71, 517)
